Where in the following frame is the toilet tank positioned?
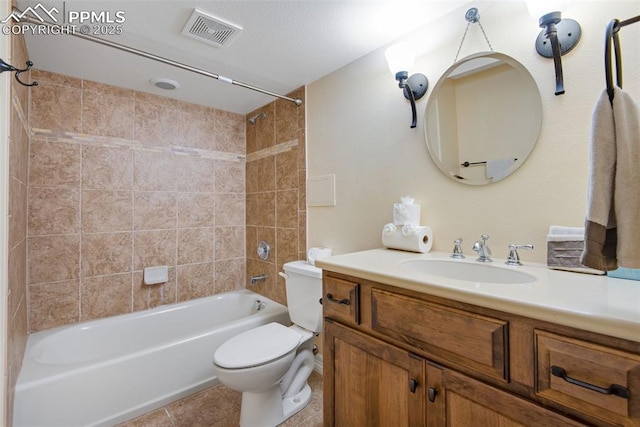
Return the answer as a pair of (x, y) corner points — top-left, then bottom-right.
(282, 261), (323, 333)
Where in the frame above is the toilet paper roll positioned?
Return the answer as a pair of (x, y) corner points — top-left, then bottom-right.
(307, 247), (333, 266)
(381, 225), (433, 253)
(393, 203), (421, 225)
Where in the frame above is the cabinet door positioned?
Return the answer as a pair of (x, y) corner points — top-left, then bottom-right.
(426, 363), (586, 427)
(324, 320), (427, 427)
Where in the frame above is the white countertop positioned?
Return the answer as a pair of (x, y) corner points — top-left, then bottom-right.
(315, 248), (640, 343)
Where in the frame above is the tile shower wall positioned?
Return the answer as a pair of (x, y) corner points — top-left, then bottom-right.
(6, 31), (30, 425)
(26, 69), (247, 332)
(245, 88), (306, 306)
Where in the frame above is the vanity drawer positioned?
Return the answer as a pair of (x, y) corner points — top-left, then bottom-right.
(371, 288), (508, 381)
(323, 276), (360, 325)
(535, 330), (640, 426)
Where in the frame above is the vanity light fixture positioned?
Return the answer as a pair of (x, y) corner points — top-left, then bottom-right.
(527, 1), (581, 95)
(384, 42), (428, 128)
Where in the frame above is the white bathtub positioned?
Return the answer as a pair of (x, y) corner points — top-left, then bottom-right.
(14, 290), (291, 427)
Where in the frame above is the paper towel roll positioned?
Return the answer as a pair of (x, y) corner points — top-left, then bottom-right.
(307, 247), (332, 266)
(381, 224), (433, 253)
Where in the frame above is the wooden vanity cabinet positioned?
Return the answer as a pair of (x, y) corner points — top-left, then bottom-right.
(322, 271), (640, 427)
(324, 321), (427, 426)
(426, 363), (585, 426)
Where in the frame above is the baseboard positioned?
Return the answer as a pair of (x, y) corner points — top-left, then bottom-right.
(313, 354), (323, 375)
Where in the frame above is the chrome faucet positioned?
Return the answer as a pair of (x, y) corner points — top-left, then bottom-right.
(472, 234), (492, 262)
(451, 238), (465, 259)
(249, 275), (268, 286)
(505, 244), (534, 266)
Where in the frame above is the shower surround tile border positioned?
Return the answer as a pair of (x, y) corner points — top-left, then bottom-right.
(245, 138), (299, 163)
(30, 129), (245, 162)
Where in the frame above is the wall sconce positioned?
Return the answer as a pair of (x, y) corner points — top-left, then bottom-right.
(527, 1), (581, 95)
(384, 42), (428, 128)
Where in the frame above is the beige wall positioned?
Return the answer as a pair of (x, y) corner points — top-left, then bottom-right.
(26, 70), (247, 332)
(307, 1), (640, 264)
(245, 88), (307, 306)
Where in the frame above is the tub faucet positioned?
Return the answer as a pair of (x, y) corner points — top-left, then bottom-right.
(472, 234), (492, 262)
(249, 275), (268, 286)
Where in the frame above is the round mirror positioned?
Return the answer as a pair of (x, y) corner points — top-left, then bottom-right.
(424, 52), (542, 185)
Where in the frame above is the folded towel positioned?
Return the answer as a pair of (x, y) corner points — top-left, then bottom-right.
(547, 234), (584, 242)
(548, 226), (584, 236)
(547, 225), (604, 275)
(486, 158), (514, 182)
(581, 88), (640, 271)
(547, 226), (585, 242)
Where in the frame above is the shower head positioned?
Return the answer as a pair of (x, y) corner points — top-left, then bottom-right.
(248, 112), (267, 125)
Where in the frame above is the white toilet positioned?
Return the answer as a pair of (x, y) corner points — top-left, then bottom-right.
(213, 261), (323, 427)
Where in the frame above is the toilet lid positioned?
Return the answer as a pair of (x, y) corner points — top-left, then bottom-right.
(214, 323), (301, 369)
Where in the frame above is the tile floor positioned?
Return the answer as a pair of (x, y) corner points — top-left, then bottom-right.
(117, 371), (323, 427)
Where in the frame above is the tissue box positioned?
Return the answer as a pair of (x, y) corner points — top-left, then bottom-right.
(546, 225), (604, 275)
(547, 240), (605, 275)
(608, 268), (640, 281)
(547, 240), (585, 269)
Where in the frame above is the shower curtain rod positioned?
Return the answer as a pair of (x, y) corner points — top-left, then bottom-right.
(17, 12), (303, 106)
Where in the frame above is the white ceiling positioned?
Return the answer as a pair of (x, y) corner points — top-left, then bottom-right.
(17, 0), (467, 114)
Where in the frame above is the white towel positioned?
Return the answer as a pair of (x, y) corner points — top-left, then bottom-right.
(547, 234), (584, 242)
(547, 226), (584, 241)
(549, 226), (584, 236)
(486, 158), (514, 182)
(581, 88), (640, 270)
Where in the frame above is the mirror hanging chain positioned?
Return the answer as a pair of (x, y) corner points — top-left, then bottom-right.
(454, 8), (494, 64)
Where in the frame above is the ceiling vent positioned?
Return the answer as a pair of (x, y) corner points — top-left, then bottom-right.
(181, 8), (242, 48)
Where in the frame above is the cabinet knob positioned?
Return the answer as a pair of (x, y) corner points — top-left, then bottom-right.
(409, 378), (418, 393)
(428, 387), (438, 402)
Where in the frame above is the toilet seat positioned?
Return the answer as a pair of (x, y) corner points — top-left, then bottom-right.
(214, 323), (301, 369)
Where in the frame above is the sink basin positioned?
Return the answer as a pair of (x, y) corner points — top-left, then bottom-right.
(402, 259), (537, 284)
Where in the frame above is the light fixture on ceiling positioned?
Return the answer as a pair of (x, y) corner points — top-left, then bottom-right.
(384, 42), (428, 129)
(149, 77), (181, 90)
(527, 1), (581, 95)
